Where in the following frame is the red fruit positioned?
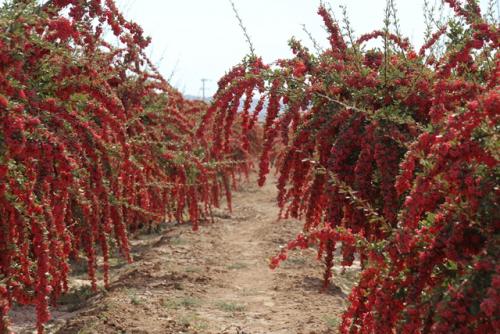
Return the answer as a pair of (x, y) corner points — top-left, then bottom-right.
(293, 61), (307, 77)
(0, 94), (8, 108)
(18, 90), (27, 100)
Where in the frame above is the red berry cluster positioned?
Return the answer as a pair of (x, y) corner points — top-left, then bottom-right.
(210, 2), (498, 333)
(0, 1), (241, 332)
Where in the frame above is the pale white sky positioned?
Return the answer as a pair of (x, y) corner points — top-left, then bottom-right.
(117, 0), (432, 96)
(116, 0), (495, 97)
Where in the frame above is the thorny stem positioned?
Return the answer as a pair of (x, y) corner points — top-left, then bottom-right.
(302, 24), (323, 54)
(229, 0), (255, 57)
(339, 5), (359, 56)
(383, 0), (390, 89)
(389, 0), (407, 60)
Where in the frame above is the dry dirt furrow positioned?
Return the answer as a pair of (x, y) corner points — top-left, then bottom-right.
(10, 174), (356, 334)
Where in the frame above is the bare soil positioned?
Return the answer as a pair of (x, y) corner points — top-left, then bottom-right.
(10, 174), (357, 334)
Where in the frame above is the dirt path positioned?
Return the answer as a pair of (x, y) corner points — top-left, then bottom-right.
(11, 174), (357, 334)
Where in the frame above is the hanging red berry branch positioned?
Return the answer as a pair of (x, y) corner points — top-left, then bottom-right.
(209, 1), (499, 332)
(0, 0), (244, 332)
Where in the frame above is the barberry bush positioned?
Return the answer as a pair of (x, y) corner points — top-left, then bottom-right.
(0, 0), (243, 332)
(210, 0), (499, 332)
